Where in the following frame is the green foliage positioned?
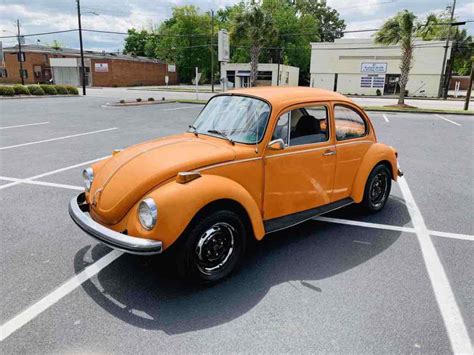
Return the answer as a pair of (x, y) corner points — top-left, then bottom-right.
(13, 84), (30, 95)
(148, 97), (155, 101)
(136, 98), (142, 102)
(0, 86), (15, 96)
(122, 1), (345, 85)
(27, 85), (45, 95)
(55, 85), (69, 95)
(119, 99), (126, 103)
(40, 84), (58, 95)
(64, 86), (79, 95)
(50, 40), (63, 50)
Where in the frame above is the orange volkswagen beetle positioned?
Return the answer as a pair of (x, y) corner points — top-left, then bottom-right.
(70, 87), (402, 283)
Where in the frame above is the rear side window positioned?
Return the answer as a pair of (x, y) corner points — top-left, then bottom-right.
(334, 105), (367, 140)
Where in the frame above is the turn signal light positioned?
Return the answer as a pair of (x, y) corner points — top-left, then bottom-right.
(176, 171), (201, 184)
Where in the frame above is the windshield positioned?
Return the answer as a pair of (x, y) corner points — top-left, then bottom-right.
(191, 95), (271, 144)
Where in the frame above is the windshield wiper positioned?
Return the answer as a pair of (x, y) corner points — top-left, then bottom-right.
(188, 125), (198, 137)
(207, 129), (235, 145)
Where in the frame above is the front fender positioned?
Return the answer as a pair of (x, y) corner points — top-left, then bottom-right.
(350, 143), (398, 203)
(124, 175), (265, 250)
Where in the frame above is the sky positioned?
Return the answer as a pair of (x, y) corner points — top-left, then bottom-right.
(0, 0), (473, 52)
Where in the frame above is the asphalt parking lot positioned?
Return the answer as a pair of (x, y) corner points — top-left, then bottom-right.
(0, 96), (473, 353)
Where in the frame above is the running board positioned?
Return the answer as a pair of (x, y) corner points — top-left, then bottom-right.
(264, 198), (354, 234)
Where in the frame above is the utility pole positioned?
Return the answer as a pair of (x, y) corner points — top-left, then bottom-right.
(276, 48), (281, 86)
(438, 0), (456, 98)
(76, 0), (86, 95)
(16, 19), (24, 85)
(210, 10), (215, 93)
(464, 63), (473, 111)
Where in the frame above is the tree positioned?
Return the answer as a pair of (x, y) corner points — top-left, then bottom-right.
(232, 1), (278, 87)
(50, 40), (63, 50)
(123, 29), (150, 56)
(295, 0), (346, 42)
(375, 10), (436, 105)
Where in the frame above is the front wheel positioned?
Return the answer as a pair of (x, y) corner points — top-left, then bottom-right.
(176, 210), (247, 284)
(361, 164), (392, 213)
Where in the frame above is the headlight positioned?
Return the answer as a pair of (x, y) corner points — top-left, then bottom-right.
(138, 198), (157, 230)
(82, 167), (94, 192)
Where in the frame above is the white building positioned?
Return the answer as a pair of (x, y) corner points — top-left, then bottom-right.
(310, 39), (450, 97)
(221, 62), (299, 88)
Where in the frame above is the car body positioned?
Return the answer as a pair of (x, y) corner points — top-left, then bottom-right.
(70, 87), (401, 283)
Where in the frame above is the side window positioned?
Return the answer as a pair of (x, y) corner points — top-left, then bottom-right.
(273, 105), (329, 147)
(290, 105), (329, 146)
(334, 105), (367, 141)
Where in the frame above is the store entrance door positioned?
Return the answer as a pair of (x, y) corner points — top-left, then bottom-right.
(384, 74), (400, 95)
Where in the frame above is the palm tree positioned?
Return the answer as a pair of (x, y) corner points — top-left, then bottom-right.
(233, 1), (277, 87)
(375, 10), (416, 105)
(375, 10), (435, 105)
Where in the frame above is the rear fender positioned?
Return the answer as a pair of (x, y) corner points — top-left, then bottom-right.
(350, 143), (398, 203)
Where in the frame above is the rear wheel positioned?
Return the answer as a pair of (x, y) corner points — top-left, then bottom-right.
(361, 164), (392, 213)
(176, 210), (247, 284)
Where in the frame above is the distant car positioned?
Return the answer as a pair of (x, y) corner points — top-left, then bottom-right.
(69, 87), (402, 284)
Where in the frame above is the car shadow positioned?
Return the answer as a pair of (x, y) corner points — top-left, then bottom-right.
(74, 197), (410, 335)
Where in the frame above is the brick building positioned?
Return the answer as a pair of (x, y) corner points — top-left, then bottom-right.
(0, 45), (178, 87)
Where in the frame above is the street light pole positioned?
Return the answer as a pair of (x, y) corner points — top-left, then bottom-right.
(438, 0), (456, 98)
(16, 19), (24, 85)
(76, 0), (86, 95)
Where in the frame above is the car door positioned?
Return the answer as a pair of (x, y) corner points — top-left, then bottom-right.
(331, 103), (373, 202)
(263, 103), (336, 221)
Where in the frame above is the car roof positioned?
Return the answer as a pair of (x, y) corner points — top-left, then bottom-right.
(227, 86), (352, 107)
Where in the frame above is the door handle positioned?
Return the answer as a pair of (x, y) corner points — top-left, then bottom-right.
(322, 149), (336, 156)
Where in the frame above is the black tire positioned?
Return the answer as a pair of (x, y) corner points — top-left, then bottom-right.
(361, 164), (392, 213)
(176, 210), (247, 284)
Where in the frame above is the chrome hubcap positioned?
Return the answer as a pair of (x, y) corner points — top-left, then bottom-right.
(370, 172), (388, 206)
(195, 222), (235, 274)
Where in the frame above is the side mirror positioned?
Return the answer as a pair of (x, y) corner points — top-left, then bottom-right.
(267, 138), (285, 150)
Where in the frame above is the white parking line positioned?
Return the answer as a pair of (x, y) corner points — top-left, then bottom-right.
(0, 176), (83, 191)
(434, 114), (461, 127)
(314, 216), (474, 242)
(0, 127), (118, 150)
(398, 177), (472, 354)
(0, 155), (110, 191)
(0, 250), (123, 341)
(0, 122), (50, 130)
(383, 114), (390, 123)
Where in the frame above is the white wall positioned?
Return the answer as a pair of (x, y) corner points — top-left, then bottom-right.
(221, 62), (299, 88)
(310, 38), (448, 97)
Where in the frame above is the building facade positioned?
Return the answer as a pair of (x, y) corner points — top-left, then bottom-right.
(0, 45), (178, 87)
(221, 62), (299, 88)
(310, 39), (450, 97)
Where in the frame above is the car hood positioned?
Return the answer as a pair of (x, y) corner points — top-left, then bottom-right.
(89, 134), (235, 224)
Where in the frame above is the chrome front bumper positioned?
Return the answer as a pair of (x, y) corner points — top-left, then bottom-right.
(69, 193), (163, 255)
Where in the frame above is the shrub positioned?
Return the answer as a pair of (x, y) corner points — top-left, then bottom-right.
(40, 84), (57, 95)
(136, 98), (142, 102)
(147, 97), (154, 101)
(376, 89), (382, 96)
(119, 99), (125, 104)
(27, 85), (45, 96)
(64, 85), (79, 95)
(55, 85), (68, 95)
(13, 84), (30, 95)
(0, 86), (15, 96)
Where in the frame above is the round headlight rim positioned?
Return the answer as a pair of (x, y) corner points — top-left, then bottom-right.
(138, 197), (158, 231)
(82, 167), (94, 192)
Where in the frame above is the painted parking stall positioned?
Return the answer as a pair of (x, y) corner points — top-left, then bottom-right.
(0, 97), (472, 352)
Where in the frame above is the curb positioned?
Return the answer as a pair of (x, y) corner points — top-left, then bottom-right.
(104, 100), (177, 107)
